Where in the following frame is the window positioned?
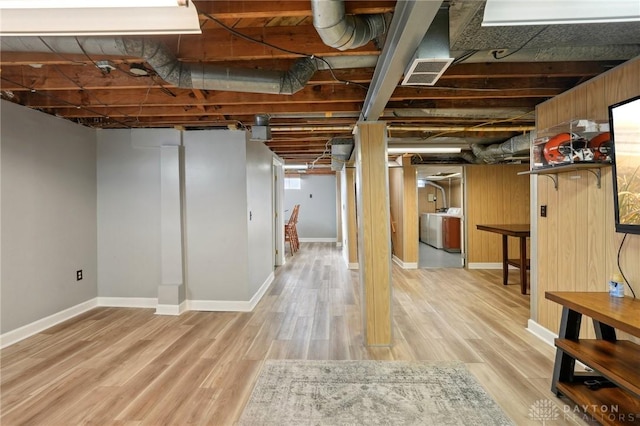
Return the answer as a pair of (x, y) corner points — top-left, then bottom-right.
(284, 176), (301, 189)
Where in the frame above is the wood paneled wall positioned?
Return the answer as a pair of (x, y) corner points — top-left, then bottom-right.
(466, 164), (531, 263)
(418, 186), (445, 213)
(402, 158), (418, 264)
(535, 57), (640, 336)
(389, 168), (404, 259)
(417, 179), (462, 214)
(389, 163), (418, 265)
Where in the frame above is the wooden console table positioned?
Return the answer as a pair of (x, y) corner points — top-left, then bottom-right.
(546, 292), (640, 425)
(476, 224), (530, 294)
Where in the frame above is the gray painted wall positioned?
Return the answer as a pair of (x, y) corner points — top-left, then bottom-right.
(184, 130), (250, 301)
(97, 129), (169, 298)
(1, 110), (276, 335)
(285, 174), (337, 239)
(246, 141), (275, 295)
(1, 101), (97, 333)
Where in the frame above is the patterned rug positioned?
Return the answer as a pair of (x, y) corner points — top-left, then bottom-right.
(237, 360), (514, 426)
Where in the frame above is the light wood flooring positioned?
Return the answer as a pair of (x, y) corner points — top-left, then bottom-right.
(1, 243), (589, 425)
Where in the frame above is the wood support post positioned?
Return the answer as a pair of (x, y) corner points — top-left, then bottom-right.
(355, 121), (392, 346)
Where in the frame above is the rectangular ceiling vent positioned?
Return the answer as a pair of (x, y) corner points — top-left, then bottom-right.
(402, 58), (454, 86)
(402, 7), (453, 86)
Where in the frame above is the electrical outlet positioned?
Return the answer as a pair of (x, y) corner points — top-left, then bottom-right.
(76, 270), (83, 281)
(540, 205), (547, 217)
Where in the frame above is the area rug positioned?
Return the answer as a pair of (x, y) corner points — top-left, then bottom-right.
(237, 360), (514, 426)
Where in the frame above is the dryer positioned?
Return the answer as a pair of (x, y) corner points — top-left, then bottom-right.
(420, 208), (463, 250)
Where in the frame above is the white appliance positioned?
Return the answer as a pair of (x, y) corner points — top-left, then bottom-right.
(427, 214), (444, 249)
(420, 208), (463, 249)
(419, 213), (430, 245)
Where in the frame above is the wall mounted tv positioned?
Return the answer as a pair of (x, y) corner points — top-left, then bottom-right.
(609, 94), (640, 235)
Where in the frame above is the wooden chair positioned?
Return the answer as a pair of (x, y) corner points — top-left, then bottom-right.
(285, 204), (300, 254)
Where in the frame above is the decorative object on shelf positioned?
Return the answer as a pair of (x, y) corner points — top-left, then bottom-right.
(542, 132), (590, 165)
(589, 132), (612, 162)
(608, 272), (625, 298)
(532, 119), (611, 170)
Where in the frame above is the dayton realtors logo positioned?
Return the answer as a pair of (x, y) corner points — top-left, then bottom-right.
(529, 400), (638, 424)
(529, 400), (560, 424)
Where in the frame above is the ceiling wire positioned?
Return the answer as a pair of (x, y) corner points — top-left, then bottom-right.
(0, 75), (131, 128)
(136, 78), (155, 123)
(35, 37), (140, 126)
(73, 38), (182, 124)
(35, 37), (87, 65)
(414, 110), (535, 141)
(202, 12), (369, 91)
(492, 26), (548, 60)
(48, 63), (139, 125)
(452, 50), (477, 65)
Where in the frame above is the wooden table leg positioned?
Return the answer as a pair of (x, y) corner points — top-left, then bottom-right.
(519, 236), (527, 294)
(502, 235), (508, 285)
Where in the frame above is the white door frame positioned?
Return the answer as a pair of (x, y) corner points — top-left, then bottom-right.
(273, 157), (285, 266)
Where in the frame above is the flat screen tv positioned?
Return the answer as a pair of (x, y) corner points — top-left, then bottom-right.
(609, 95), (640, 235)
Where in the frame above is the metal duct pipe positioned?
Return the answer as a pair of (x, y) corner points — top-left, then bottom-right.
(311, 0), (387, 51)
(0, 37), (317, 95)
(424, 181), (447, 209)
(459, 151), (479, 164)
(471, 133), (533, 164)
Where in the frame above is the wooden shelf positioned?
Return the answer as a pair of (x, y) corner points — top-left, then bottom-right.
(518, 162), (611, 190)
(546, 292), (640, 337)
(547, 292), (640, 426)
(555, 339), (640, 395)
(556, 382), (640, 426)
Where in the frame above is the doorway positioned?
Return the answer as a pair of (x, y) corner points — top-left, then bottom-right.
(415, 165), (465, 269)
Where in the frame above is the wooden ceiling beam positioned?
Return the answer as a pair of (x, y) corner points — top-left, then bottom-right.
(14, 84), (562, 109)
(2, 64), (581, 95)
(174, 25), (380, 62)
(0, 66), (377, 90)
(193, 1), (395, 19)
(48, 102), (365, 118)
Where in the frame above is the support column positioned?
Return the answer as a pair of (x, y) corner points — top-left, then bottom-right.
(343, 167), (358, 268)
(157, 144), (186, 315)
(336, 171), (343, 248)
(402, 156), (418, 267)
(355, 121), (392, 346)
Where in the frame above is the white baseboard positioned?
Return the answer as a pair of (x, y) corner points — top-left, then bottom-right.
(188, 299), (251, 312)
(248, 272), (275, 311)
(156, 300), (187, 316)
(298, 238), (337, 243)
(392, 256), (418, 269)
(527, 319), (557, 347)
(527, 319), (589, 370)
(98, 297), (158, 308)
(467, 262), (518, 270)
(190, 272), (275, 313)
(0, 298), (98, 349)
(1, 273), (276, 348)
